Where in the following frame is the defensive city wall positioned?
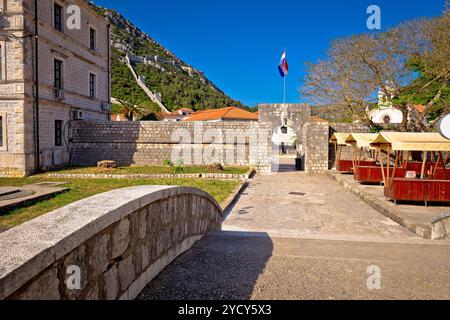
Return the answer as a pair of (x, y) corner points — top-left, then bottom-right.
(71, 121), (274, 173)
(69, 104), (369, 174)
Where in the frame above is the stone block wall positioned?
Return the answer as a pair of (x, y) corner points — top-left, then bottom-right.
(302, 122), (330, 173)
(71, 121), (273, 173)
(259, 103), (311, 144)
(0, 186), (222, 300)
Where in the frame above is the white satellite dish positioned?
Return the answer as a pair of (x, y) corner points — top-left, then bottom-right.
(438, 114), (450, 140)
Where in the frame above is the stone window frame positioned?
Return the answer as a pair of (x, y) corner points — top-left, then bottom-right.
(0, 112), (7, 151)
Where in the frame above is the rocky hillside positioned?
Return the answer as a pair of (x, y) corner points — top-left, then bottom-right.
(88, 1), (244, 114)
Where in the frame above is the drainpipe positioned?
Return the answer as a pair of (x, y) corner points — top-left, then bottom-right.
(106, 23), (111, 121)
(33, 0), (40, 172)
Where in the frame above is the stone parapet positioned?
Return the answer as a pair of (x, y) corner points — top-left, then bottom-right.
(47, 169), (255, 181)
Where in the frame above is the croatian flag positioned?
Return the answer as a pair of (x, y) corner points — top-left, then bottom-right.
(278, 51), (289, 78)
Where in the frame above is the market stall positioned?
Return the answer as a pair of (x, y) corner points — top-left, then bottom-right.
(370, 132), (450, 205)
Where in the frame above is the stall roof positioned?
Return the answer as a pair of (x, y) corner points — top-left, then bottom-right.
(330, 133), (351, 146)
(371, 132), (450, 151)
(345, 133), (378, 149)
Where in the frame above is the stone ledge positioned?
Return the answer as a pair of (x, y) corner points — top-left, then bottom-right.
(0, 185), (222, 299)
(46, 168), (256, 181)
(221, 181), (250, 214)
(327, 171), (450, 240)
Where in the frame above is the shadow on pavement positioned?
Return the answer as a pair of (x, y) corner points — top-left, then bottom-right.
(137, 231), (273, 300)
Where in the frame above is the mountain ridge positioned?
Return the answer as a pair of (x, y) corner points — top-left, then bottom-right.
(87, 1), (245, 115)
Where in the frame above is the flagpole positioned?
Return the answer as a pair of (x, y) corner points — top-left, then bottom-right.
(283, 48), (287, 104)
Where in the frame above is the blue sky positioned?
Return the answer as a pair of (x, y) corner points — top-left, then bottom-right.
(94, 0), (445, 107)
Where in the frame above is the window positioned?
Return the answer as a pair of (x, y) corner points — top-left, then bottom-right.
(89, 73), (96, 98)
(54, 3), (63, 32)
(89, 28), (96, 50)
(0, 113), (7, 150)
(0, 45), (2, 81)
(55, 120), (63, 146)
(0, 115), (3, 147)
(54, 59), (63, 90)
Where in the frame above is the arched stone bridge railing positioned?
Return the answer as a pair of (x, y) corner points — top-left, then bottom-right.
(0, 186), (222, 300)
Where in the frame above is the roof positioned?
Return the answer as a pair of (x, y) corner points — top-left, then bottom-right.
(183, 107), (258, 122)
(412, 105), (426, 114)
(345, 133), (379, 149)
(111, 114), (130, 121)
(330, 133), (351, 146)
(371, 132), (450, 152)
(310, 116), (328, 123)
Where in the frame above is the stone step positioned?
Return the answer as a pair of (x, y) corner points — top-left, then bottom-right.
(0, 188), (21, 197)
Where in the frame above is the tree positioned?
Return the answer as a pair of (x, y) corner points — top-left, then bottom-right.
(112, 99), (146, 121)
(395, 13), (450, 130)
(301, 12), (450, 132)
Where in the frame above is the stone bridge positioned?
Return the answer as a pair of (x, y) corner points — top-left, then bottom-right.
(0, 186), (222, 300)
(2, 174), (450, 300)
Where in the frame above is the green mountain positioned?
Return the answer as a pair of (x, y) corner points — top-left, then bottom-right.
(88, 2), (244, 115)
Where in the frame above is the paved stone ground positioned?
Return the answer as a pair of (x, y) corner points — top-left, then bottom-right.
(223, 172), (419, 242)
(328, 170), (450, 239)
(139, 170), (450, 300)
(138, 232), (450, 300)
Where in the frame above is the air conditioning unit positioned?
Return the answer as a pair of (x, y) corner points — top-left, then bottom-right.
(54, 88), (65, 100)
(101, 102), (111, 111)
(72, 110), (85, 120)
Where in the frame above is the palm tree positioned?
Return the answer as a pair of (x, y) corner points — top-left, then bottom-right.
(114, 99), (145, 121)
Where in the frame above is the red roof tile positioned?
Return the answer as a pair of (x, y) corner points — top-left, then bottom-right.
(183, 107), (258, 122)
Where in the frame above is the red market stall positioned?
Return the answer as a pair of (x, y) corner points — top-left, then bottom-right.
(344, 133), (381, 183)
(330, 133), (376, 173)
(371, 132), (450, 206)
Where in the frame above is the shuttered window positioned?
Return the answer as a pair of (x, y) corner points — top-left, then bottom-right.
(55, 120), (63, 146)
(89, 73), (96, 98)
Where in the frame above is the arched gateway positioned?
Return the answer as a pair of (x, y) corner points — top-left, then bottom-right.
(258, 104), (311, 171)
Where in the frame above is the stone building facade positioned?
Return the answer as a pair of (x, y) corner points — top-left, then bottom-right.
(0, 0), (110, 177)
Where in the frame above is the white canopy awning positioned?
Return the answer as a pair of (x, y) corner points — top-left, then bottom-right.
(330, 133), (351, 146)
(345, 133), (378, 149)
(371, 132), (450, 152)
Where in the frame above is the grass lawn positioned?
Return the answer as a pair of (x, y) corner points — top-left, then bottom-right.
(47, 165), (250, 175)
(0, 177), (241, 231)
